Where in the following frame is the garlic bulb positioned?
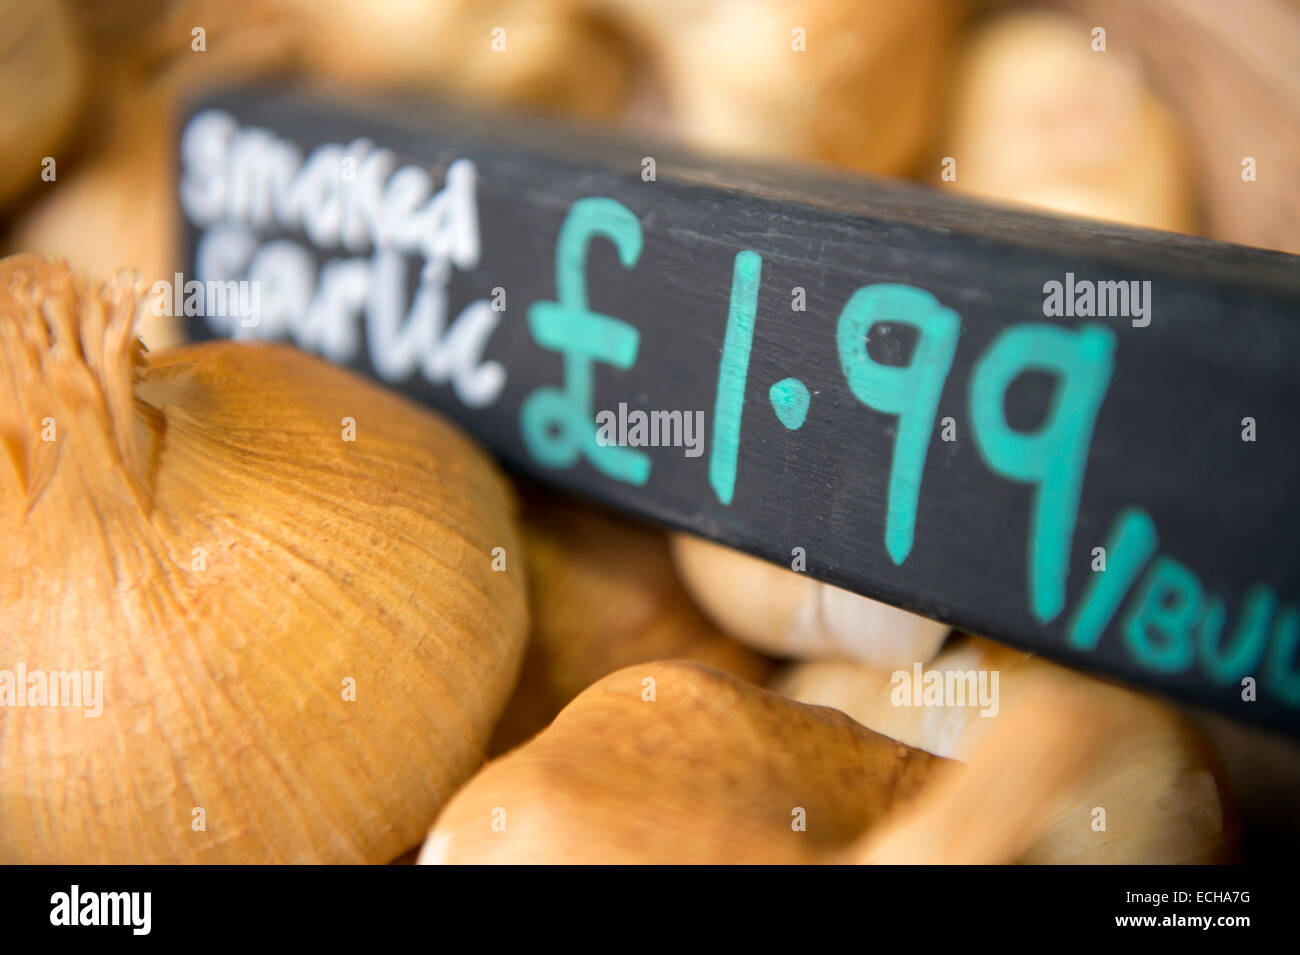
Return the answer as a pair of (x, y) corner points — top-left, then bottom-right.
(422, 661), (946, 864)
(602, 0), (959, 176)
(670, 533), (950, 668)
(489, 489), (774, 754)
(942, 8), (1196, 233)
(0, 256), (527, 863)
(776, 636), (1235, 863)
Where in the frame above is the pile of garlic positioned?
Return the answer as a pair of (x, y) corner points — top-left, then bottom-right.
(1, 0), (1254, 865)
(0, 254), (1236, 865)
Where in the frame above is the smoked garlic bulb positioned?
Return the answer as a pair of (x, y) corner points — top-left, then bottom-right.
(422, 661), (946, 864)
(0, 256), (527, 863)
(671, 533), (950, 669)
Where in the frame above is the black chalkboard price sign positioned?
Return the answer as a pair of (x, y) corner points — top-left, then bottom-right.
(176, 88), (1300, 737)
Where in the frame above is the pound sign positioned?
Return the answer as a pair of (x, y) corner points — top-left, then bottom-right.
(521, 198), (650, 485)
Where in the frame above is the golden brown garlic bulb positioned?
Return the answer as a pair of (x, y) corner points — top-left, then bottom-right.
(489, 490), (774, 754)
(776, 636), (1235, 863)
(0, 256), (527, 863)
(422, 661), (947, 864)
(671, 533), (951, 669)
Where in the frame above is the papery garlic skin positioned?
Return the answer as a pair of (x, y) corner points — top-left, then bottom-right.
(0, 256), (527, 864)
(670, 533), (950, 669)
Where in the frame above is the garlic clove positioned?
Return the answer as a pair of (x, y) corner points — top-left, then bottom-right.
(776, 636), (1236, 863)
(1017, 697), (1234, 864)
(670, 533), (950, 668)
(488, 488), (774, 755)
(0, 256), (528, 863)
(772, 639), (1030, 758)
(852, 665), (1124, 864)
(422, 661), (947, 864)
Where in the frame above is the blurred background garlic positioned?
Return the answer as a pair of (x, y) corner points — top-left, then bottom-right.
(938, 7), (1196, 232)
(776, 636), (1235, 863)
(6, 0), (298, 349)
(5, 0), (631, 353)
(489, 489), (773, 754)
(0, 256), (527, 863)
(281, 0), (635, 122)
(10, 103), (180, 347)
(604, 0), (962, 176)
(671, 534), (951, 668)
(0, 0), (85, 210)
(1056, 0), (1300, 254)
(423, 661), (947, 864)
